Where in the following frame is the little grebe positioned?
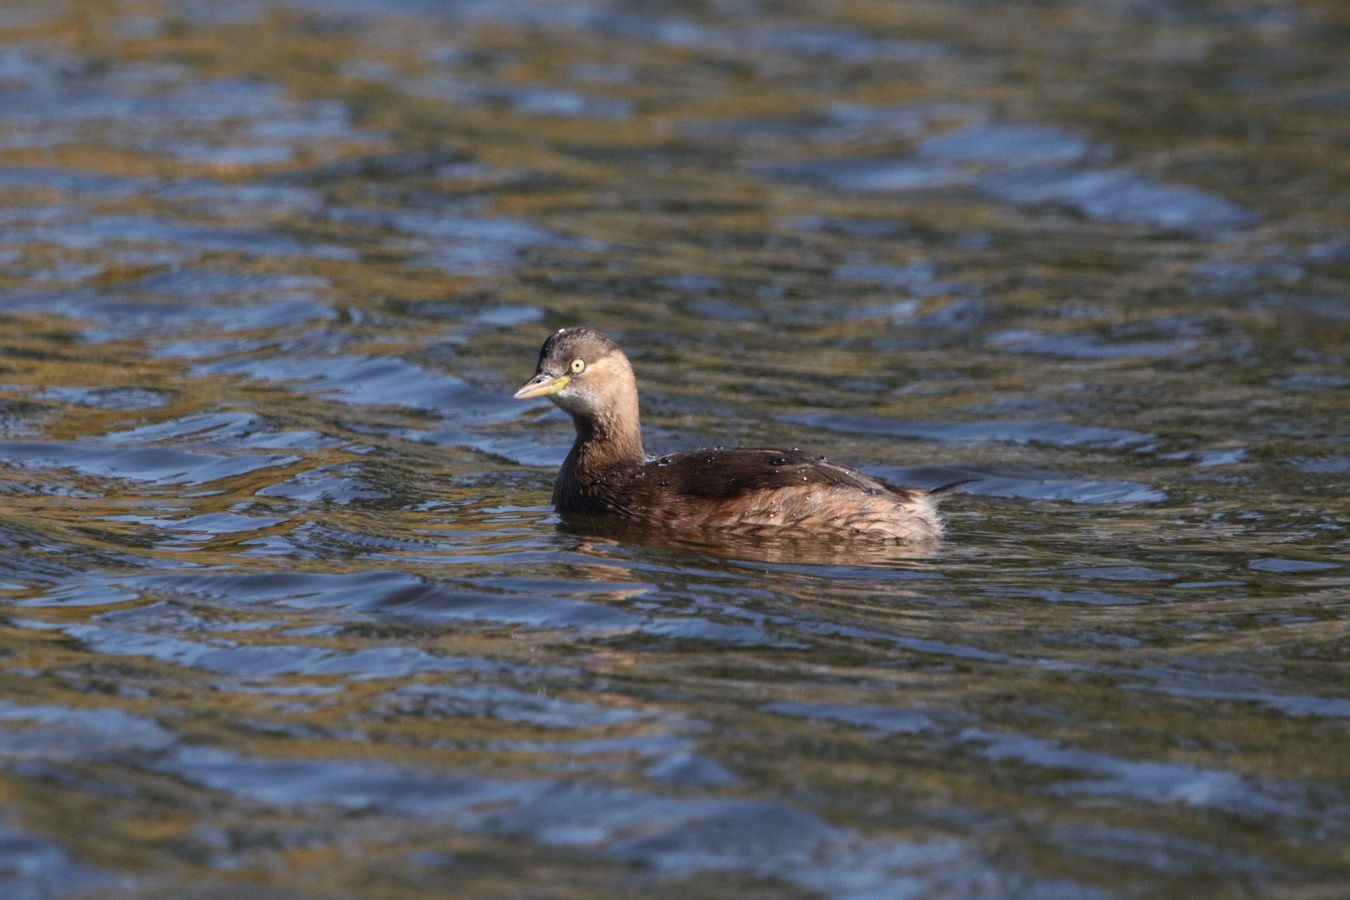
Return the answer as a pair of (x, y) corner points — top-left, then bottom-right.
(514, 327), (958, 543)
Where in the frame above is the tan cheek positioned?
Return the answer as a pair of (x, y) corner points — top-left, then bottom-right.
(583, 356), (620, 380)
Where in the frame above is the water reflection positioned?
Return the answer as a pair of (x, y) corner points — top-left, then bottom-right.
(0, 0), (1347, 897)
(561, 515), (944, 566)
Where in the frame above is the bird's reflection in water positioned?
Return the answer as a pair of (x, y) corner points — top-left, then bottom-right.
(557, 514), (941, 568)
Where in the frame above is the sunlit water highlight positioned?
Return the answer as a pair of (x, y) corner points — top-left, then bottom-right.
(0, 1), (1347, 898)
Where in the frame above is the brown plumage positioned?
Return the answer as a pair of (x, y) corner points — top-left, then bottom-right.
(514, 327), (958, 543)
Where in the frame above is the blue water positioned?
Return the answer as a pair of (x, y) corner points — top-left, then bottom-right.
(0, 0), (1347, 897)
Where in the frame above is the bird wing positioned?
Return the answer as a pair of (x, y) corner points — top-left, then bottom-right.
(641, 447), (899, 500)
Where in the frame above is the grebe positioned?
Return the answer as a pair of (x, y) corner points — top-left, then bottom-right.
(515, 327), (960, 543)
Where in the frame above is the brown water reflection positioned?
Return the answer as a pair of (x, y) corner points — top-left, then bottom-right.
(0, 0), (1347, 898)
(561, 516), (946, 566)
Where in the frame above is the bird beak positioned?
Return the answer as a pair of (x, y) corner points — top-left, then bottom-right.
(513, 372), (570, 400)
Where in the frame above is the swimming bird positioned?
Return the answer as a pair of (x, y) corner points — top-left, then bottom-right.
(514, 327), (961, 543)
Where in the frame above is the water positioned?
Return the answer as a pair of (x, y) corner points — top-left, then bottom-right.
(0, 0), (1347, 897)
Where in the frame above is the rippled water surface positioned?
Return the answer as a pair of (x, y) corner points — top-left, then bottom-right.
(1, 1), (1348, 897)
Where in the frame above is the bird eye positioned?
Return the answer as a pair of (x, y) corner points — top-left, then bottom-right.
(570, 358), (585, 373)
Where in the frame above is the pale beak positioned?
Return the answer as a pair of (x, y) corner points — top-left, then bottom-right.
(513, 372), (570, 400)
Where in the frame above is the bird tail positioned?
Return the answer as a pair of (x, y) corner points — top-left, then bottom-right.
(927, 478), (979, 496)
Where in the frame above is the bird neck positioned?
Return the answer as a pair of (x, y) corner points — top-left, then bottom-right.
(561, 387), (645, 483)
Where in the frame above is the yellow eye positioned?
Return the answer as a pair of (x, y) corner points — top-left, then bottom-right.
(570, 358), (585, 373)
